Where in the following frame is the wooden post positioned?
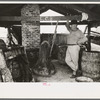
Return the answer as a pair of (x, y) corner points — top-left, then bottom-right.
(87, 23), (91, 51)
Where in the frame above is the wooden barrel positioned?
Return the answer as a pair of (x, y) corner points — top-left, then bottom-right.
(81, 51), (100, 79)
(58, 45), (67, 64)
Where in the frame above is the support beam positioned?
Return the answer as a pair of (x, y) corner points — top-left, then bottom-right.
(0, 16), (21, 21)
(40, 15), (82, 21)
(87, 23), (91, 51)
(40, 21), (89, 25)
(40, 22), (66, 25)
(0, 15), (82, 21)
(1, 15), (100, 22)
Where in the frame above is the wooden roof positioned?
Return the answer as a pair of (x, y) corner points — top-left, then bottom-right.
(0, 4), (99, 17)
(0, 4), (100, 26)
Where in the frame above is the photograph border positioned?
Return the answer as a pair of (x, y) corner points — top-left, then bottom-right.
(0, 0), (100, 99)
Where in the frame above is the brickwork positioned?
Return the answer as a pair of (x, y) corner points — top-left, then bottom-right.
(21, 4), (40, 50)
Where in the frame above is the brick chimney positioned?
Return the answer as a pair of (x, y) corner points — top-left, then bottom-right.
(21, 4), (40, 50)
(21, 4), (40, 66)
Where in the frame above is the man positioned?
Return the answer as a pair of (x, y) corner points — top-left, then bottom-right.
(65, 20), (87, 78)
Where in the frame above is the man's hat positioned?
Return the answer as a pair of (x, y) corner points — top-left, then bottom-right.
(70, 20), (77, 25)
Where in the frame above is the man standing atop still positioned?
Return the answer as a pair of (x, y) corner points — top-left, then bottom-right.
(65, 20), (87, 78)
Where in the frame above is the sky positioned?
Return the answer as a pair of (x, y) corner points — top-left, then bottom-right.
(0, 27), (8, 37)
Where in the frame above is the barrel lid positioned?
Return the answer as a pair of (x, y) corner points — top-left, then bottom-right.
(76, 76), (93, 82)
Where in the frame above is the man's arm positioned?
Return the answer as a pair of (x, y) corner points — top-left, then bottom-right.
(65, 20), (71, 32)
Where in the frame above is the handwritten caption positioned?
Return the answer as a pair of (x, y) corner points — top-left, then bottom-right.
(43, 82), (51, 86)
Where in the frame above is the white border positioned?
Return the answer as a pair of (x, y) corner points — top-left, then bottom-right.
(0, 2), (100, 99)
(0, 83), (100, 98)
(0, 1), (99, 4)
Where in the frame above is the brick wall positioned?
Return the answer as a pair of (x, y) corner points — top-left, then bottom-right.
(21, 4), (40, 66)
(21, 4), (40, 50)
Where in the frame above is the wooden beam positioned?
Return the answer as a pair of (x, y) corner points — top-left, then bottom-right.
(0, 21), (21, 27)
(40, 22), (66, 25)
(40, 21), (89, 25)
(0, 16), (21, 21)
(0, 15), (82, 21)
(87, 24), (91, 51)
(40, 16), (82, 21)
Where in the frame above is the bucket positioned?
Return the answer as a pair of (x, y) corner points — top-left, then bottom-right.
(81, 51), (100, 79)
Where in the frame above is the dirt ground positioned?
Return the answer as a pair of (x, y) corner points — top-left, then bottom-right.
(33, 60), (76, 82)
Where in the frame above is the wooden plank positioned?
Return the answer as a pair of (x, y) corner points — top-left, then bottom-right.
(40, 16), (82, 21)
(0, 15), (82, 21)
(40, 22), (66, 25)
(0, 16), (21, 21)
(1, 15), (100, 22)
(40, 22), (89, 25)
